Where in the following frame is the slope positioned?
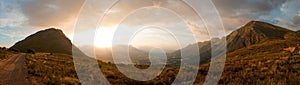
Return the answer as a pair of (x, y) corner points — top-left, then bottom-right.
(9, 28), (83, 55)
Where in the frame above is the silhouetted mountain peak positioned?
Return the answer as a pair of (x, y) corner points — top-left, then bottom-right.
(10, 28), (80, 55)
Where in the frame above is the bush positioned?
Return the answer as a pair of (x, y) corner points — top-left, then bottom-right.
(0, 47), (6, 50)
(27, 49), (36, 54)
(8, 48), (19, 52)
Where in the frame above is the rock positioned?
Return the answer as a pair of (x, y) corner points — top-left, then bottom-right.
(283, 47), (296, 53)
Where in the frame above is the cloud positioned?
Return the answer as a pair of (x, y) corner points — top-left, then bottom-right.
(187, 21), (210, 41)
(0, 0), (27, 28)
(99, 0), (203, 27)
(292, 12), (300, 28)
(267, 0), (300, 31)
(0, 0), (86, 47)
(1, 0), (298, 48)
(292, 11), (300, 30)
(212, 0), (287, 32)
(20, 0), (85, 33)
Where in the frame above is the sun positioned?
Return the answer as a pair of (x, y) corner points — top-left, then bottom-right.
(94, 28), (116, 48)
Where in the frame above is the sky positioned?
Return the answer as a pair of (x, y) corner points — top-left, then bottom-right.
(0, 0), (300, 52)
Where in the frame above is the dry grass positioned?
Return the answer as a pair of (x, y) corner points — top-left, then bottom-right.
(25, 52), (182, 85)
(0, 49), (14, 60)
(24, 40), (300, 84)
(194, 40), (300, 84)
(25, 53), (80, 85)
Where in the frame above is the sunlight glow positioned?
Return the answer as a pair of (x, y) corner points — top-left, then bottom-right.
(152, 0), (162, 8)
(95, 28), (116, 48)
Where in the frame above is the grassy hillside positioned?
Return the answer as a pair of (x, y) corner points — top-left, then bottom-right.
(194, 40), (300, 84)
(226, 21), (299, 52)
(169, 21), (300, 66)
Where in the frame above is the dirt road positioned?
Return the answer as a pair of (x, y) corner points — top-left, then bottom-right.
(0, 54), (29, 85)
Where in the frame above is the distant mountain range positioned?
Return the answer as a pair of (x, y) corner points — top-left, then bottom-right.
(95, 45), (149, 64)
(8, 21), (300, 66)
(168, 21), (300, 65)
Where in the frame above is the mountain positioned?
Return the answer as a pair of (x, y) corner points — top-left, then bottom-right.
(78, 45), (148, 64)
(9, 28), (83, 55)
(168, 40), (213, 65)
(196, 37), (300, 84)
(297, 30), (300, 34)
(226, 21), (299, 52)
(95, 45), (148, 64)
(169, 21), (300, 65)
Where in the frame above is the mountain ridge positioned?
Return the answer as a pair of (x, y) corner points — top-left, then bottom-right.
(227, 20), (299, 52)
(168, 20), (300, 65)
(9, 28), (85, 56)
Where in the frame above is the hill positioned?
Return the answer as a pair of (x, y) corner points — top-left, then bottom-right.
(226, 21), (299, 52)
(195, 39), (300, 84)
(9, 28), (83, 55)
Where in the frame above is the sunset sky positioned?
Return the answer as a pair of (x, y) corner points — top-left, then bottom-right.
(0, 0), (300, 51)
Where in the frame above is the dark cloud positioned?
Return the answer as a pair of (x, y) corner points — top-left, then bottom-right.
(275, 0), (300, 31)
(213, 0), (286, 17)
(212, 0), (287, 32)
(292, 13), (300, 26)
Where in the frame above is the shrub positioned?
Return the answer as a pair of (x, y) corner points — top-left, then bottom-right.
(8, 48), (19, 52)
(0, 47), (6, 50)
(27, 49), (36, 54)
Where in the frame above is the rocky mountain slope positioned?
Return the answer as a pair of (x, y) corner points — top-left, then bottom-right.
(227, 21), (299, 52)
